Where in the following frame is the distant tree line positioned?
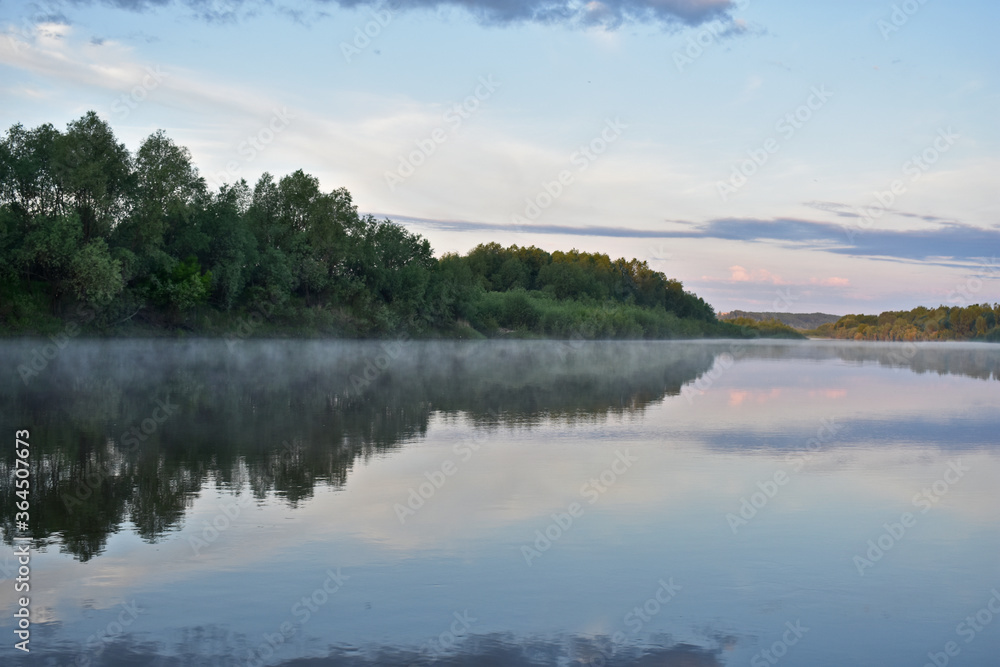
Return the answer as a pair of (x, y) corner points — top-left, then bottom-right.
(720, 310), (840, 331)
(0, 112), (745, 339)
(810, 305), (1000, 342)
(724, 317), (804, 339)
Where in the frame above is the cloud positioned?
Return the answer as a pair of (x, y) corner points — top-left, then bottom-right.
(728, 265), (786, 284)
(0, 21), (389, 184)
(389, 213), (1000, 282)
(62, 0), (738, 28)
(652, 217), (1000, 267)
(56, 0), (258, 24)
(394, 214), (1000, 266)
(379, 213), (681, 238)
(338, 0), (738, 28)
(728, 265), (749, 281)
(803, 200), (957, 225)
(811, 276), (849, 287)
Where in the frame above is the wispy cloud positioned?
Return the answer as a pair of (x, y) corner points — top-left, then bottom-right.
(391, 213), (1000, 269)
(58, 0), (739, 28)
(655, 217), (1000, 266)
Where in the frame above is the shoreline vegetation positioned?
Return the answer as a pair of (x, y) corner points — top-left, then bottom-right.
(804, 306), (1000, 342)
(0, 113), (994, 343)
(725, 308), (1000, 343)
(0, 112), (804, 341)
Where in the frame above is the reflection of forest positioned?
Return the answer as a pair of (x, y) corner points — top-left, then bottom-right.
(727, 340), (1000, 382)
(0, 340), (716, 560)
(12, 629), (727, 666)
(1, 339), (997, 561)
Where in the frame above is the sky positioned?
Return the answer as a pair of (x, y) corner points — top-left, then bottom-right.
(1, 0), (998, 314)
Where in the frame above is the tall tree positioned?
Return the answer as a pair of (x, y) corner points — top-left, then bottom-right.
(120, 129), (204, 253)
(52, 112), (133, 242)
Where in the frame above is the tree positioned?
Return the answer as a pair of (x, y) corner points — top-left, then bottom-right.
(16, 212), (83, 286)
(119, 129), (204, 253)
(0, 122), (65, 220)
(69, 238), (124, 306)
(1, 111), (748, 340)
(52, 112), (133, 241)
(148, 256), (212, 315)
(201, 181), (257, 311)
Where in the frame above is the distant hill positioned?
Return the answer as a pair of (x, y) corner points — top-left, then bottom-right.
(719, 311), (842, 331)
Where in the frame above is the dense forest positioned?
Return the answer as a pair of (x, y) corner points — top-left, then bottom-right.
(723, 317), (805, 339)
(0, 112), (768, 340)
(721, 310), (840, 330)
(809, 305), (1000, 342)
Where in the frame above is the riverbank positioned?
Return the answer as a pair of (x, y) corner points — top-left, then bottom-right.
(0, 292), (805, 341)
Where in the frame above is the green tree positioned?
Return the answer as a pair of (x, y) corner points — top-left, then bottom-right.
(201, 181), (257, 311)
(52, 112), (133, 242)
(69, 238), (124, 306)
(118, 129), (204, 253)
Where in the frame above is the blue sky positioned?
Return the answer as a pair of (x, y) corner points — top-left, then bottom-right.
(1, 0), (997, 313)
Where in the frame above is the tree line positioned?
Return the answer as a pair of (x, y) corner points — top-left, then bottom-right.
(809, 305), (1000, 342)
(0, 112), (753, 339)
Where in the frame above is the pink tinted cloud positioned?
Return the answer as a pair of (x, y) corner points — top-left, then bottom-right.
(728, 265), (788, 285)
(810, 276), (850, 287)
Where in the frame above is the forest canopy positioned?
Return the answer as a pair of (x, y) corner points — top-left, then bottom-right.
(809, 305), (1000, 342)
(0, 112), (750, 340)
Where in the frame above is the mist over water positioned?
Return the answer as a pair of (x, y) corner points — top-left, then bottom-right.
(1, 339), (999, 666)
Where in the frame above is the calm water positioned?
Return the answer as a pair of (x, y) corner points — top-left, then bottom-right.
(1, 339), (999, 666)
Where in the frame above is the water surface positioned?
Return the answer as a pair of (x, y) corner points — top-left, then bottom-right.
(1, 339), (998, 666)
